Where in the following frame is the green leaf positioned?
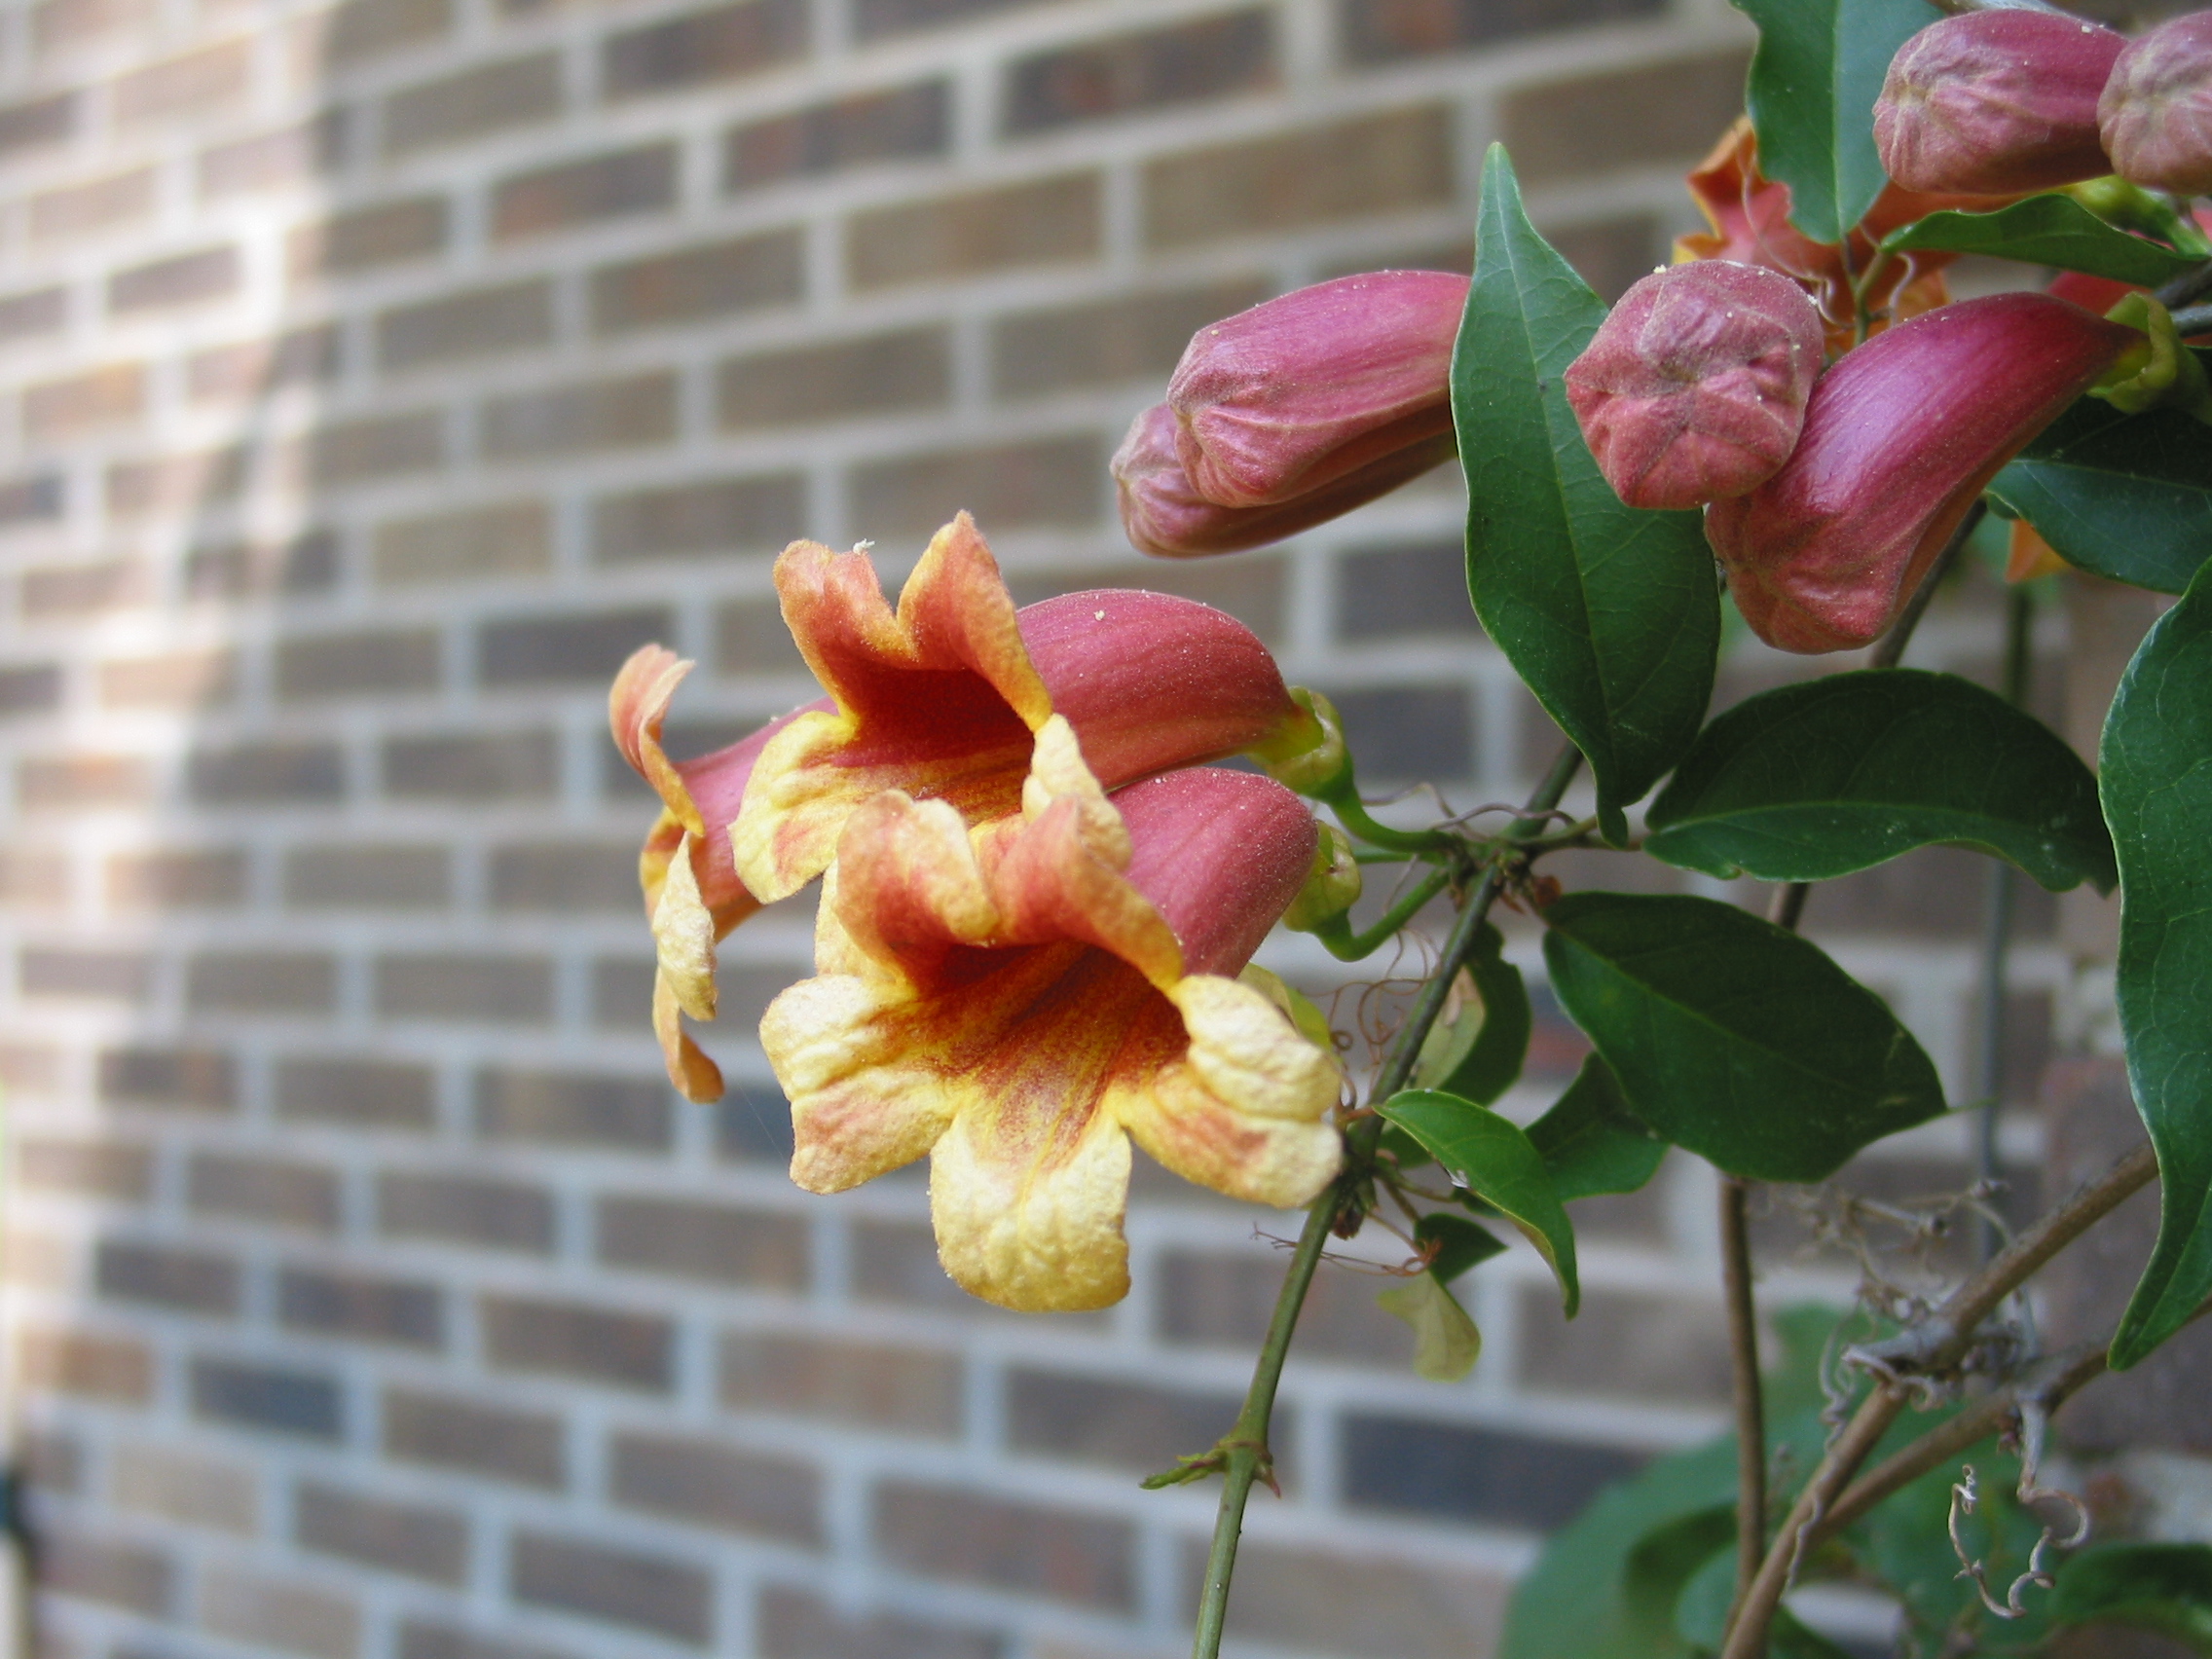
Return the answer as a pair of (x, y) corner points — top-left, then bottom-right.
(1644, 669), (2117, 894)
(1542, 893), (1946, 1182)
(1883, 194), (2204, 288)
(1731, 0), (1937, 243)
(1989, 380), (2212, 596)
(2103, 562), (2212, 1368)
(1412, 923), (1532, 1104)
(1416, 1210), (1507, 1283)
(1670, 1544), (1736, 1650)
(2051, 1544), (2212, 1652)
(1379, 1088), (1580, 1314)
(1527, 1054), (1667, 1202)
(1376, 1272), (1483, 1382)
(1456, 146), (1718, 843)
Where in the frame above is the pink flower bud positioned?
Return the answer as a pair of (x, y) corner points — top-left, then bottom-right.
(1166, 271), (1468, 508)
(2101, 13), (2212, 198)
(1113, 401), (1455, 558)
(1876, 12), (2123, 195)
(1708, 293), (2140, 654)
(1564, 261), (1825, 510)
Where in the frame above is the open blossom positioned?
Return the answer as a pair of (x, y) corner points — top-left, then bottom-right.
(1565, 260), (1825, 510)
(760, 721), (1342, 1311)
(1876, 12), (2123, 196)
(2101, 12), (2212, 197)
(1708, 292), (2140, 653)
(611, 513), (1332, 1101)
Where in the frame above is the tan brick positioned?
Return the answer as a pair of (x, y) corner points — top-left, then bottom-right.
(610, 1431), (820, 1542)
(376, 953), (551, 1022)
(107, 444), (249, 517)
(113, 38), (252, 126)
(1145, 106), (1453, 246)
(2, 1228), (74, 1289)
(187, 531), (341, 599)
(590, 229), (804, 333)
(482, 370), (678, 460)
(482, 1293), (671, 1389)
(1546, 214), (1662, 302)
(107, 848), (248, 910)
(21, 752), (155, 810)
(0, 1043), (64, 1093)
(719, 328), (947, 428)
(291, 196), (446, 276)
(0, 471), (64, 528)
(724, 80), (947, 191)
(492, 144), (677, 241)
(16, 1135), (153, 1201)
(188, 325), (343, 402)
(383, 1385), (565, 1488)
(22, 362), (144, 442)
(377, 1170), (552, 1252)
(38, 1527), (172, 1616)
(1500, 50), (1752, 184)
(22, 946), (154, 1001)
(112, 1442), (258, 1533)
(377, 279), (552, 371)
(1003, 10), (1273, 135)
(99, 1044), (237, 1112)
(109, 244), (240, 311)
(850, 435), (1101, 538)
(284, 844), (448, 908)
(374, 498), (550, 585)
(875, 1483), (1132, 1608)
(0, 847), (70, 908)
(596, 1195), (808, 1289)
(276, 1055), (434, 1129)
(716, 597), (809, 674)
(187, 1152), (341, 1233)
(200, 1564), (359, 1659)
(313, 0), (452, 64)
(592, 473), (804, 563)
(383, 52), (560, 157)
(199, 113), (348, 197)
(1008, 1369), (1243, 1474)
(479, 605), (670, 683)
(186, 950), (337, 1014)
(489, 840), (635, 910)
(296, 1480), (468, 1584)
(756, 1586), (999, 1659)
(601, 0), (807, 101)
(306, 410), (445, 486)
(276, 627), (441, 700)
(382, 731), (559, 799)
(1155, 1247), (1412, 1365)
(30, 166), (156, 240)
(1179, 1536), (1508, 1659)
(36, 0), (149, 53)
(990, 278), (1268, 399)
(97, 646), (237, 710)
(720, 1332), (960, 1435)
(476, 1066), (669, 1149)
(848, 172), (1098, 288)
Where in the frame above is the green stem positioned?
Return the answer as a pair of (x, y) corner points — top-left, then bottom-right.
(1309, 866), (1454, 961)
(1189, 742), (1584, 1659)
(1319, 775), (1457, 855)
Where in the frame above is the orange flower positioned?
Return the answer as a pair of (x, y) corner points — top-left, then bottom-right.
(761, 724), (1343, 1311)
(610, 513), (1330, 1102)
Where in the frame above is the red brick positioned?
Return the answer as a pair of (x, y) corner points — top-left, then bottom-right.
(108, 245), (240, 312)
(608, 1430), (821, 1542)
(0, 663), (61, 717)
(850, 435), (1101, 538)
(852, 0), (1051, 36)
(724, 80), (946, 191)
(105, 847), (246, 910)
(990, 279), (1268, 399)
(29, 166), (155, 240)
(590, 229), (804, 333)
(874, 1483), (1132, 1607)
(720, 1332), (960, 1435)
(377, 279), (552, 371)
(383, 1385), (565, 1489)
(510, 1530), (712, 1644)
(492, 144), (677, 241)
(717, 598), (809, 675)
(22, 362), (144, 442)
(188, 1153), (340, 1233)
(16, 1135), (153, 1201)
(399, 1624), (580, 1659)
(756, 1586), (1000, 1659)
(481, 1293), (671, 1389)
(113, 38), (252, 126)
(592, 473), (804, 563)
(0, 847), (69, 908)
(97, 646), (236, 710)
(0, 472), (63, 526)
(279, 1265), (443, 1347)
(1004, 10), (1272, 134)
(601, 0), (806, 100)
(20, 752), (154, 810)
(848, 172), (1098, 288)
(1007, 552), (1288, 648)
(488, 840), (633, 911)
(1341, 0), (1662, 62)
(188, 740), (345, 804)
(15, 1325), (152, 1402)
(719, 328), (947, 427)
(1499, 51), (1752, 184)
(291, 197), (446, 276)
(1145, 106), (1453, 247)
(381, 730), (558, 799)
(482, 370), (678, 459)
(383, 52), (560, 156)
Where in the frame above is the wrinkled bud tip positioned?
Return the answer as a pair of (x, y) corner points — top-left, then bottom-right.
(1876, 12), (2123, 196)
(1283, 824), (1362, 933)
(1564, 261), (1824, 511)
(2101, 13), (2212, 198)
(1255, 686), (1349, 795)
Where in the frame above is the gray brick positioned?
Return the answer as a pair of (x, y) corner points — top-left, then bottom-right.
(492, 145), (677, 240)
(199, 113), (348, 196)
(602, 0), (807, 100)
(99, 1045), (236, 1112)
(720, 1332), (960, 1435)
(106, 443), (248, 517)
(482, 1294), (671, 1389)
(1341, 1415), (1643, 1530)
(0, 285), (67, 342)
(719, 328), (947, 427)
(186, 950), (337, 1014)
(276, 1056), (435, 1130)
(30, 166), (155, 241)
(477, 1067), (669, 1148)
(610, 1431), (821, 1541)
(376, 953), (551, 1023)
(21, 946), (153, 1001)
(852, 0), (1051, 39)
(398, 1622), (581, 1659)
(17, 1136), (154, 1201)
(1515, 1283), (1731, 1405)
(307, 410), (445, 485)
(383, 1386), (565, 1488)
(1144, 106), (1454, 247)
(590, 230), (804, 332)
(22, 1426), (86, 1495)
(1340, 0), (1663, 62)
(1004, 10), (1273, 135)
(1547, 214), (1663, 303)
(383, 53), (561, 156)
(96, 1239), (239, 1313)
(717, 597), (809, 674)
(511, 1530), (712, 1643)
(593, 473), (805, 563)
(479, 607), (671, 685)
(184, 529), (339, 596)
(490, 840), (636, 910)
(286, 844), (448, 908)
(847, 173), (1098, 289)
(378, 1171), (553, 1252)
(724, 81), (947, 190)
(1155, 1248), (1410, 1364)
(383, 731), (559, 799)
(1177, 1536), (1509, 1659)
(295, 1480), (468, 1583)
(378, 279), (552, 371)
(597, 1195), (808, 1289)
(188, 1153), (341, 1232)
(188, 741), (346, 805)
(199, 1565), (359, 1659)
(0, 472), (65, 526)
(990, 278), (1268, 399)
(1006, 1369), (1242, 1474)
(276, 626), (442, 700)
(481, 371), (677, 460)
(1324, 683), (1473, 781)
(317, 0), (451, 63)
(850, 436), (1101, 538)
(374, 498), (550, 585)
(874, 1483), (1132, 1608)
(98, 646), (237, 709)
(36, 1528), (172, 1616)
(0, 662), (61, 714)
(113, 1443), (257, 1532)
(1500, 51), (1751, 185)
(0, 92), (74, 159)
(279, 1266), (443, 1347)
(1336, 539), (1482, 641)
(108, 245), (239, 312)
(756, 1586), (1002, 1659)
(112, 40), (251, 126)
(292, 196), (446, 276)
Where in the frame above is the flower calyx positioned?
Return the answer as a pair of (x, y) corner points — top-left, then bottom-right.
(2093, 292), (2212, 424)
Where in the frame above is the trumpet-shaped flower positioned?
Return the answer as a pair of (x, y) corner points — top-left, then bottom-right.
(761, 722), (1343, 1311)
(611, 513), (1330, 1101)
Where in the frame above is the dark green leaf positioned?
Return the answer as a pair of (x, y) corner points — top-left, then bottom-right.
(1379, 1089), (1579, 1314)
(1644, 669), (2116, 894)
(1731, 0), (1937, 242)
(1883, 195), (2203, 287)
(1413, 922), (1532, 1104)
(1456, 146), (1718, 842)
(1542, 893), (1946, 1182)
(1416, 1211), (1507, 1282)
(2051, 1543), (2212, 1653)
(1527, 1053), (1667, 1201)
(2103, 562), (2212, 1368)
(1989, 380), (2212, 595)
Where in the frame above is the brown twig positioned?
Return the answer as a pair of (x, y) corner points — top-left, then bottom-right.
(1721, 1175), (1767, 1615)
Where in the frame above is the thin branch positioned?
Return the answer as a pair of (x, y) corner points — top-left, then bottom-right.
(2167, 300), (2212, 338)
(1721, 1176), (1766, 1615)
(2156, 259), (2212, 313)
(1718, 1142), (2158, 1659)
(1188, 742), (1584, 1659)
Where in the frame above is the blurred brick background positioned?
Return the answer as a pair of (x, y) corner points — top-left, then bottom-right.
(0, 0), (2201, 1654)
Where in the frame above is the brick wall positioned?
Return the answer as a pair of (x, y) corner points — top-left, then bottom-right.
(0, 0), (2189, 1655)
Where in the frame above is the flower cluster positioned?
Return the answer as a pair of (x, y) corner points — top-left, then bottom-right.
(609, 514), (1346, 1310)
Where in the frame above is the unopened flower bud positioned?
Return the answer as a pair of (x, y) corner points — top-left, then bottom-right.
(1167, 271), (1468, 508)
(1708, 293), (2141, 653)
(1876, 12), (2123, 195)
(1564, 261), (1825, 510)
(2101, 13), (2212, 197)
